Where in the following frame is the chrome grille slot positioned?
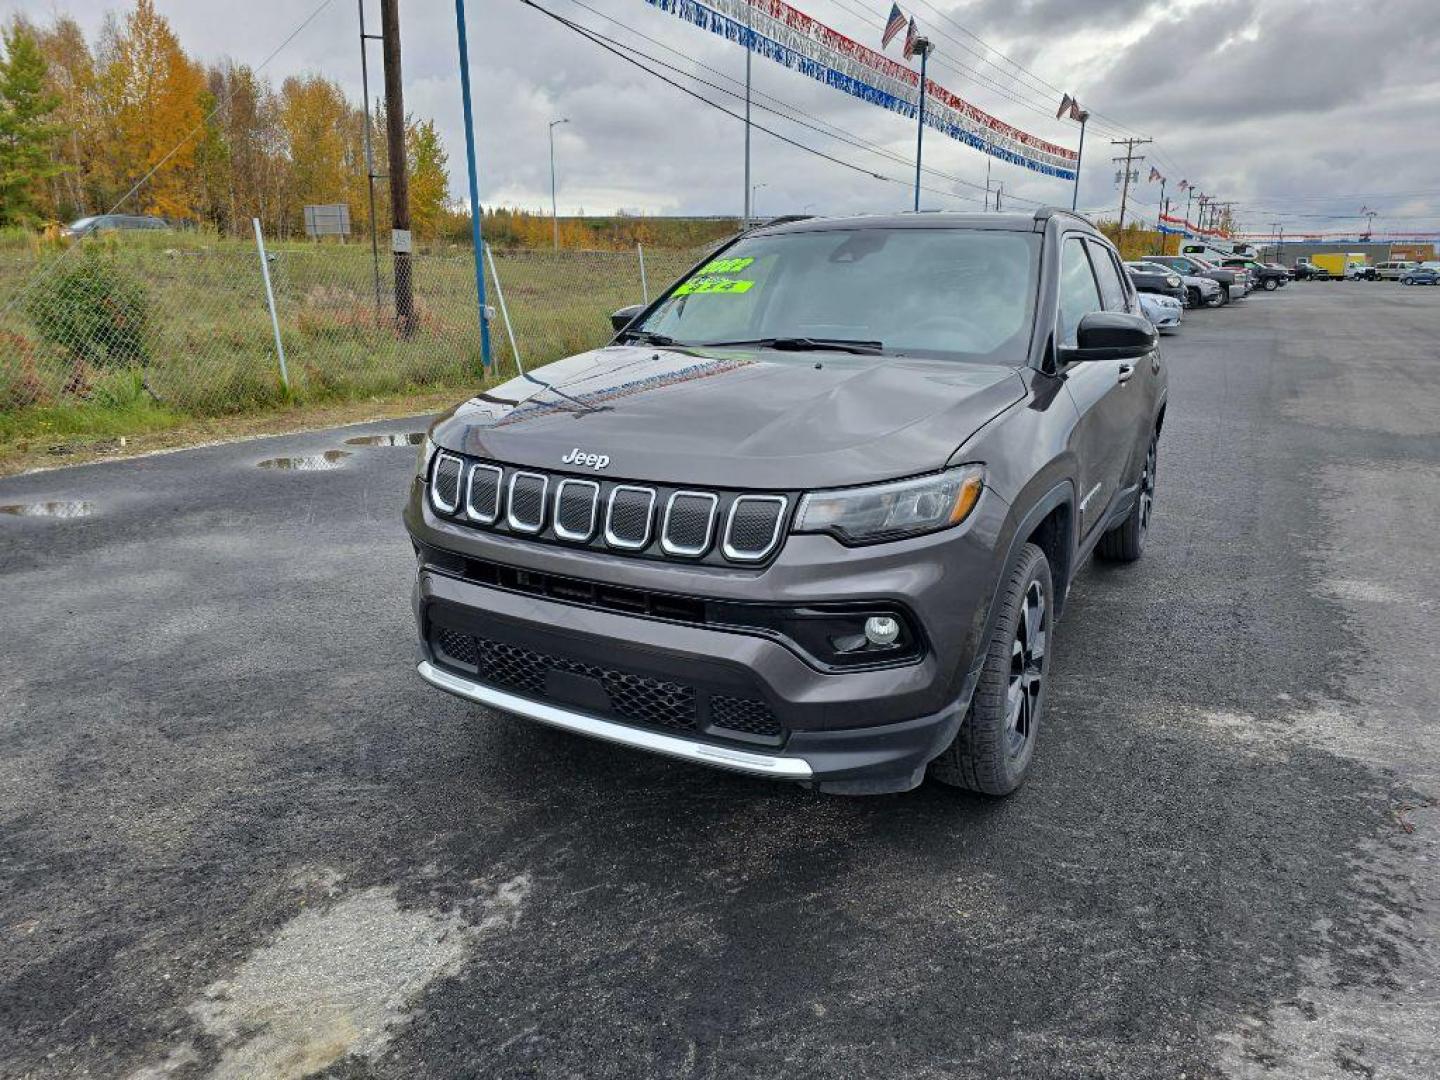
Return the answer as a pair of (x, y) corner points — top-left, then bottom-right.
(465, 464), (503, 524)
(554, 479), (600, 541)
(661, 491), (718, 557)
(605, 486), (656, 550)
(430, 453), (464, 514)
(507, 471), (548, 533)
(723, 495), (787, 562)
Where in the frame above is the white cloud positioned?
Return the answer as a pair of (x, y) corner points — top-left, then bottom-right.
(5, 0), (1437, 235)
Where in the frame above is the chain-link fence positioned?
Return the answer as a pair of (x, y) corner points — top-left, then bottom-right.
(0, 232), (720, 423)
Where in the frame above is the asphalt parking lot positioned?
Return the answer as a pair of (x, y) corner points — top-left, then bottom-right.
(2, 283), (1437, 1080)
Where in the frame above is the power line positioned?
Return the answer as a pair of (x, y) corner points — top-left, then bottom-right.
(558, 0), (1040, 204)
(818, 0), (1115, 139)
(518, 0), (990, 208)
(902, 0), (1147, 141)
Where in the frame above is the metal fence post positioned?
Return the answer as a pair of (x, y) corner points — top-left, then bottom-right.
(637, 242), (649, 304)
(483, 242), (524, 376)
(252, 218), (290, 391)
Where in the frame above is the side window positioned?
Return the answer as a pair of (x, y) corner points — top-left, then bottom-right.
(1089, 242), (1130, 312)
(1057, 236), (1103, 347)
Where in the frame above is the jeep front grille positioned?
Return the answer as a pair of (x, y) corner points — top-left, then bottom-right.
(723, 496), (787, 562)
(662, 491), (718, 556)
(428, 453), (788, 565)
(431, 453), (464, 514)
(554, 479), (599, 541)
(507, 472), (548, 533)
(605, 486), (655, 550)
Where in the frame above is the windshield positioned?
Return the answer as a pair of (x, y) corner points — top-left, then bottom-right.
(631, 228), (1040, 365)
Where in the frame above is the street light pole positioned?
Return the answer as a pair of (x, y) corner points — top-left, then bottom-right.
(549, 117), (569, 250)
(912, 38), (932, 213)
(1070, 113), (1087, 212)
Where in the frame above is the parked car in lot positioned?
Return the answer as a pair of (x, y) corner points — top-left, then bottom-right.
(1123, 261), (1186, 303)
(61, 214), (170, 238)
(1137, 290), (1183, 332)
(407, 210), (1167, 796)
(1374, 260), (1418, 281)
(1148, 255), (1242, 304)
(1129, 259), (1220, 308)
(1220, 258), (1288, 291)
(1293, 258), (1324, 280)
(1400, 267), (1440, 285)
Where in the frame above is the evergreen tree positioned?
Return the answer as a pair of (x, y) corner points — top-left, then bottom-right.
(0, 23), (65, 226)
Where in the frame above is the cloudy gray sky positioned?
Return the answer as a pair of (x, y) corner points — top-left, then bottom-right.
(7, 0), (1440, 238)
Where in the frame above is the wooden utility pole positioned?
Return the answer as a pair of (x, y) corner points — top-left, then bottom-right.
(1110, 137), (1151, 233)
(380, 0), (416, 335)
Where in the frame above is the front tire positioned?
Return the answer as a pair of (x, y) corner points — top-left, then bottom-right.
(1098, 429), (1157, 563)
(930, 544), (1052, 796)
(1263, 277), (1279, 291)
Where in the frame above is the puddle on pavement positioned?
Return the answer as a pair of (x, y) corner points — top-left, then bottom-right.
(256, 450), (351, 471)
(0, 501), (94, 519)
(344, 432), (427, 447)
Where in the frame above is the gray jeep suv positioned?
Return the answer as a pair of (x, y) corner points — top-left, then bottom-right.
(405, 210), (1167, 796)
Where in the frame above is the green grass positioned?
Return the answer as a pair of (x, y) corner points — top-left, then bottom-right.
(0, 230), (714, 462)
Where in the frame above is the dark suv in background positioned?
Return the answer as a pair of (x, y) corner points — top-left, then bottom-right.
(406, 210), (1167, 796)
(1148, 254), (1243, 303)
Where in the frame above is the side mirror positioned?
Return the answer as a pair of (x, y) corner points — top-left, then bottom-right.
(1059, 311), (1157, 364)
(610, 304), (645, 334)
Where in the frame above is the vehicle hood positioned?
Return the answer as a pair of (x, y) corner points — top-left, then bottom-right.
(430, 345), (1026, 489)
(1182, 274), (1217, 289)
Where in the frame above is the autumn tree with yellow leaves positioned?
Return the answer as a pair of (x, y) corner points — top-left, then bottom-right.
(4, 0), (456, 241)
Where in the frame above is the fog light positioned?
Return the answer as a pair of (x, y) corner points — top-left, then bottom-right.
(864, 615), (901, 647)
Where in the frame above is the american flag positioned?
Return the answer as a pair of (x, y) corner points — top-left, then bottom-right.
(1056, 93), (1073, 119)
(1177, 180), (1190, 192)
(902, 17), (919, 58)
(1148, 166), (1163, 182)
(882, 3), (906, 49)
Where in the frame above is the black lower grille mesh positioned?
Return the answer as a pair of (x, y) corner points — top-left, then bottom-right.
(710, 694), (782, 738)
(434, 627), (698, 733)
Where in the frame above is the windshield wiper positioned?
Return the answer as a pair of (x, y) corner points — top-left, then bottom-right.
(703, 336), (885, 355)
(618, 329), (683, 347)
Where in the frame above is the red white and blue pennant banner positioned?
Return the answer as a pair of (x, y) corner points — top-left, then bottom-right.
(641, 0), (1079, 180)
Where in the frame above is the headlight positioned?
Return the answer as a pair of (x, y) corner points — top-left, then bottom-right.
(794, 464), (984, 544)
(415, 436), (438, 479)
(1166, 275), (1182, 287)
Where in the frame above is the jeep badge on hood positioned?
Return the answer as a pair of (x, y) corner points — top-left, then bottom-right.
(562, 448), (610, 471)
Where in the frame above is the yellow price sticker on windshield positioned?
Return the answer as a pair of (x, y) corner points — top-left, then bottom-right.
(674, 276), (755, 296)
(697, 257), (754, 274)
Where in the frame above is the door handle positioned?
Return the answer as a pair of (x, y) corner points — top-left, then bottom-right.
(1117, 362), (1135, 384)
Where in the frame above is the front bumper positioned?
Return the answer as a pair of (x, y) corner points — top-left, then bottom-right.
(405, 477), (1003, 794)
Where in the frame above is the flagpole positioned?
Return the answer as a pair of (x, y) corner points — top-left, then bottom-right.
(1155, 176), (1165, 253)
(1184, 188), (1195, 237)
(1070, 114), (1086, 212)
(913, 38), (931, 212)
(743, 1), (752, 227)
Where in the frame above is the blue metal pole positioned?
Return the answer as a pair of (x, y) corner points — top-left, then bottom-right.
(455, 0), (492, 367)
(913, 42), (929, 212)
